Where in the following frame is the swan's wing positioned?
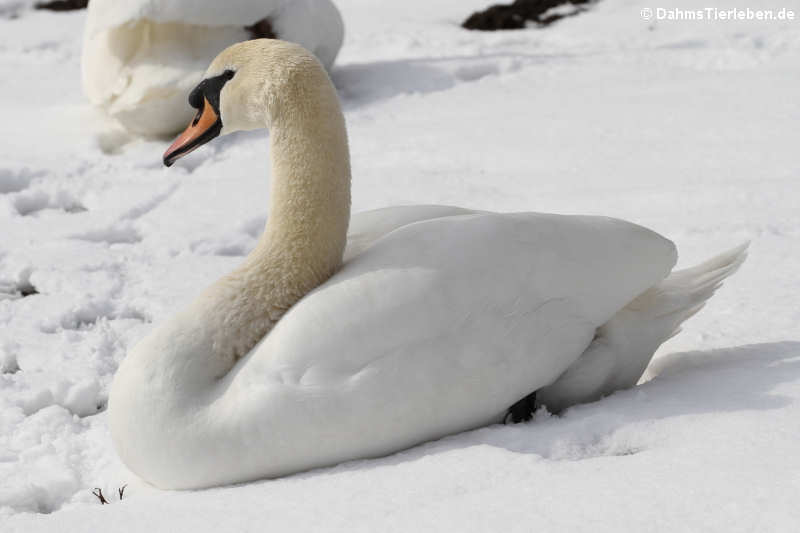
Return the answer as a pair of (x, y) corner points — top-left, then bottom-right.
(344, 205), (476, 261)
(82, 0), (344, 134)
(85, 0), (310, 34)
(84, 0), (344, 68)
(226, 213), (676, 468)
(276, 212), (677, 375)
(268, 0), (345, 70)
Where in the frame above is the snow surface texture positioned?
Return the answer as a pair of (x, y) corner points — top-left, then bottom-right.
(1, 0), (798, 530)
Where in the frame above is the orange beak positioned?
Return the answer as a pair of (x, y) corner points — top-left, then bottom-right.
(163, 97), (222, 167)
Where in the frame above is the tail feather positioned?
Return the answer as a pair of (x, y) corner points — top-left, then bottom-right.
(535, 242), (748, 414)
(630, 242), (748, 337)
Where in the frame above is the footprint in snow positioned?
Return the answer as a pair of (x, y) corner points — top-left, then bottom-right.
(0, 165), (45, 194)
(69, 222), (143, 245)
(1, 165), (90, 216)
(39, 300), (148, 333)
(12, 189), (88, 216)
(0, 267), (39, 300)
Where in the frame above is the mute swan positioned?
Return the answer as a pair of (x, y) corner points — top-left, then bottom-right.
(82, 0), (343, 137)
(109, 39), (747, 489)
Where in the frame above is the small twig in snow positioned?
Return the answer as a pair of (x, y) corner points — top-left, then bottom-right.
(92, 488), (109, 505)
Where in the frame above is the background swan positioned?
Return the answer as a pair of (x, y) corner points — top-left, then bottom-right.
(109, 39), (746, 490)
(82, 0), (344, 137)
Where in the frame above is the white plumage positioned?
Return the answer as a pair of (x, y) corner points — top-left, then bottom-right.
(108, 40), (746, 489)
(82, 0), (344, 136)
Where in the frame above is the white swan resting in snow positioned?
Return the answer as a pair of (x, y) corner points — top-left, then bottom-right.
(82, 0), (343, 137)
(109, 39), (747, 489)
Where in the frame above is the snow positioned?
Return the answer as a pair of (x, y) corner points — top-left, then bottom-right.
(1, 0), (799, 530)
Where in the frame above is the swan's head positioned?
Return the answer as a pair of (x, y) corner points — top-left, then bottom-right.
(163, 39), (328, 166)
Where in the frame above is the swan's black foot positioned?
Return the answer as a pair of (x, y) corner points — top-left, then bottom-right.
(504, 390), (537, 424)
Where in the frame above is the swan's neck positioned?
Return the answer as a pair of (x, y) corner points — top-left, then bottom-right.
(195, 76), (351, 376)
(263, 87), (352, 268)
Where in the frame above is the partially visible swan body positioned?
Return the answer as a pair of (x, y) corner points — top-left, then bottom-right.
(108, 40), (747, 490)
(82, 0), (344, 137)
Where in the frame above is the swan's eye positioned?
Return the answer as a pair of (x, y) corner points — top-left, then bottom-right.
(223, 69), (235, 80)
(191, 108), (203, 127)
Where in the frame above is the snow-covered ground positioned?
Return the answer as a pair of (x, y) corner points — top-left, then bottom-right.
(1, 0), (798, 530)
